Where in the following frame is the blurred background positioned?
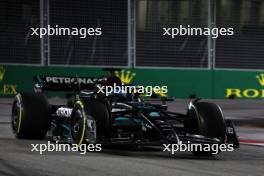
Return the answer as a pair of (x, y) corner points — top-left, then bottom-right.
(1, 0), (264, 68)
(1, 0), (264, 99)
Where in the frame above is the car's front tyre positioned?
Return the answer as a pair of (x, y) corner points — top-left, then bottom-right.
(187, 101), (226, 156)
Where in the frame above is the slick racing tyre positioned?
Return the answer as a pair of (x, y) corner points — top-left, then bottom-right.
(11, 92), (50, 139)
(188, 101), (226, 156)
(85, 99), (111, 138)
(71, 101), (95, 145)
(71, 99), (110, 145)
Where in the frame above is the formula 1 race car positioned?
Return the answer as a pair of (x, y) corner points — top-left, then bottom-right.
(11, 70), (239, 156)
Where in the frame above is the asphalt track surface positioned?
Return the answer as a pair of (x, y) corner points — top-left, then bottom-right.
(1, 98), (264, 176)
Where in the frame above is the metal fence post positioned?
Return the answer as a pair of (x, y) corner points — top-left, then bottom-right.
(208, 0), (216, 70)
(128, 0), (136, 68)
(40, 0), (50, 66)
(208, 0), (216, 98)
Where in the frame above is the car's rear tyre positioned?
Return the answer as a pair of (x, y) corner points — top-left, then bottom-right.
(11, 92), (50, 139)
(188, 101), (226, 156)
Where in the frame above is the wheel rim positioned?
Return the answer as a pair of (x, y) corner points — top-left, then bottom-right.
(71, 108), (97, 145)
(71, 110), (84, 143)
(86, 117), (96, 144)
(11, 100), (22, 133)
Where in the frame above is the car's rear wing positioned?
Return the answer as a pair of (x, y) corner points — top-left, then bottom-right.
(33, 75), (105, 92)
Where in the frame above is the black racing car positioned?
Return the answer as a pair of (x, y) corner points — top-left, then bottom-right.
(11, 71), (239, 156)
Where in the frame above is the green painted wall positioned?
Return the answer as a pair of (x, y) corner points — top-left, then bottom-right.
(0, 65), (263, 99)
(132, 69), (212, 98)
(213, 70), (264, 99)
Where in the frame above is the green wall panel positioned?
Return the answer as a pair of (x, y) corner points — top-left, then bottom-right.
(1, 65), (264, 99)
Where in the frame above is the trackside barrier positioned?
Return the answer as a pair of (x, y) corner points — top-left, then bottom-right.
(0, 65), (264, 99)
